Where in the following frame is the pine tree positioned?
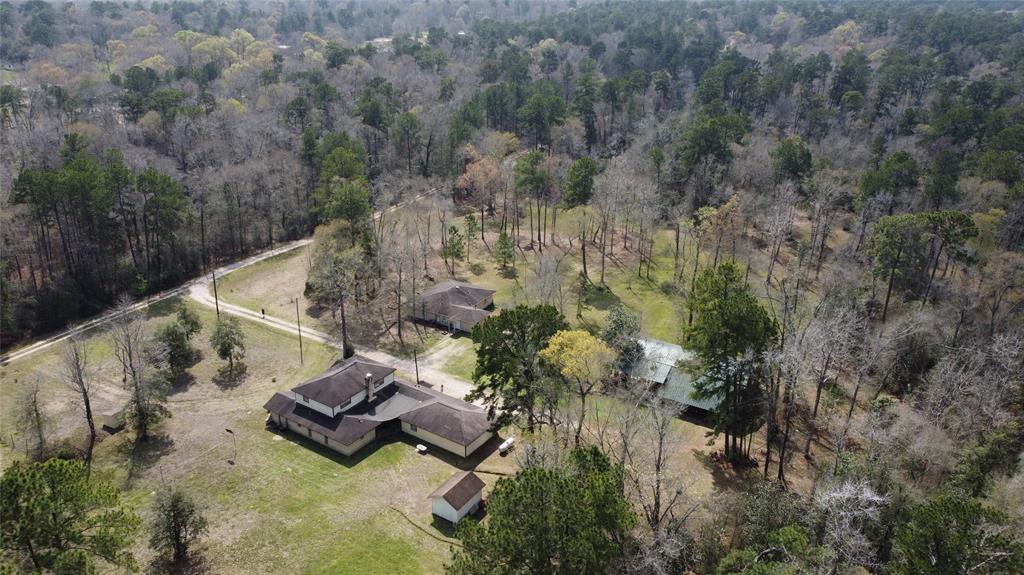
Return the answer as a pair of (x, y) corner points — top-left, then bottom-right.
(494, 231), (515, 270)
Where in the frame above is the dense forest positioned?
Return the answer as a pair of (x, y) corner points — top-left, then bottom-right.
(2, 0), (1023, 342)
(1, 1), (1023, 574)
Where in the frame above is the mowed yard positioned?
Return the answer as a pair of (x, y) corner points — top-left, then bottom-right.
(216, 245), (325, 331)
(204, 207), (755, 503)
(0, 299), (485, 575)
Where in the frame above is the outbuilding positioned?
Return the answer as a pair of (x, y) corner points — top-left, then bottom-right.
(411, 280), (495, 333)
(428, 470), (485, 524)
(101, 408), (126, 433)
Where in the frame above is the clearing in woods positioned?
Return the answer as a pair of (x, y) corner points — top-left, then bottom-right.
(0, 298), (496, 574)
(0, 197), (824, 573)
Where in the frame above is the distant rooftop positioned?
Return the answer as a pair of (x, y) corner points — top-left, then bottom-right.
(629, 337), (720, 412)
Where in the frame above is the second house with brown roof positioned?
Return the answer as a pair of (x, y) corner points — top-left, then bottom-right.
(264, 355), (494, 458)
(411, 280), (496, 333)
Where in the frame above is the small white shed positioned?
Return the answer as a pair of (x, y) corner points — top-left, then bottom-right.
(428, 470), (485, 524)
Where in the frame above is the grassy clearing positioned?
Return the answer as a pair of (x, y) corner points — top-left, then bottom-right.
(1, 299), (479, 574)
(455, 224), (688, 343)
(438, 337), (477, 381)
(216, 245), (327, 330)
(214, 204), (773, 360)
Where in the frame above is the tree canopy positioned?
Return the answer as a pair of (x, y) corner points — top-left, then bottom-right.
(448, 448), (635, 575)
(1, 459), (139, 573)
(470, 304), (568, 431)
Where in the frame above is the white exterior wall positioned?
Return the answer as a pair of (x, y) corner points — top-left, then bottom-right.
(464, 430), (493, 456)
(281, 416), (376, 456)
(431, 499), (458, 523)
(431, 491), (482, 523)
(294, 395), (335, 417)
(402, 422), (492, 457)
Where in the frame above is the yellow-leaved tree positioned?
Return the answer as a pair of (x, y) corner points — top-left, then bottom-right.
(540, 329), (615, 448)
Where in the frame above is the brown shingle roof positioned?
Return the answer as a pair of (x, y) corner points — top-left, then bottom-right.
(428, 471), (485, 509)
(413, 280), (495, 319)
(266, 378), (493, 450)
(263, 392), (381, 445)
(292, 355), (395, 408)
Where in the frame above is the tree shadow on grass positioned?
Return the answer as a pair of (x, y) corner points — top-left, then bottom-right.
(213, 363), (248, 389)
(121, 432), (175, 485)
(677, 409), (715, 431)
(166, 351), (203, 395)
(148, 550), (210, 575)
(146, 296), (184, 319)
(305, 303), (327, 320)
(167, 372), (198, 396)
(692, 449), (754, 492)
(582, 282), (621, 311)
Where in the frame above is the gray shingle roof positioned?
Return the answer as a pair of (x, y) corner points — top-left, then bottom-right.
(429, 470), (485, 509)
(413, 280), (495, 320)
(263, 392), (382, 445)
(292, 355), (395, 408)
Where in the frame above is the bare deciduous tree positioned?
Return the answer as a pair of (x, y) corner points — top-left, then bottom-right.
(62, 336), (97, 474)
(110, 295), (168, 442)
(814, 479), (886, 573)
(18, 381), (47, 461)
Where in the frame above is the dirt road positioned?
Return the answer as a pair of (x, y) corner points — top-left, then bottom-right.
(186, 281), (477, 401)
(0, 189), (437, 367)
(0, 239), (312, 365)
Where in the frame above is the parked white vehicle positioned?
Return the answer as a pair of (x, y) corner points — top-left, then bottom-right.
(498, 437), (515, 454)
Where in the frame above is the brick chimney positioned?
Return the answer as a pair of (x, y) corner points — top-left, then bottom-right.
(365, 372), (375, 403)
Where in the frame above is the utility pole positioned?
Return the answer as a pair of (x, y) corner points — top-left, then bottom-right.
(413, 348), (420, 384)
(225, 428), (236, 464)
(295, 297), (304, 365)
(211, 269), (221, 317)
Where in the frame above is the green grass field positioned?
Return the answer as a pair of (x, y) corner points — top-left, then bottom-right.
(0, 299), (475, 574)
(458, 222), (689, 343)
(439, 337), (477, 381)
(216, 246), (326, 330)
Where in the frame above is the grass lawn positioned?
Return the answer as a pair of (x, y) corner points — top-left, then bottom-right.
(456, 224), (688, 343)
(438, 337), (477, 381)
(0, 299), (478, 574)
(216, 245), (328, 331)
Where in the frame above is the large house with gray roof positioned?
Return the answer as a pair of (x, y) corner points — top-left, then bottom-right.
(264, 355), (493, 458)
(411, 280), (495, 333)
